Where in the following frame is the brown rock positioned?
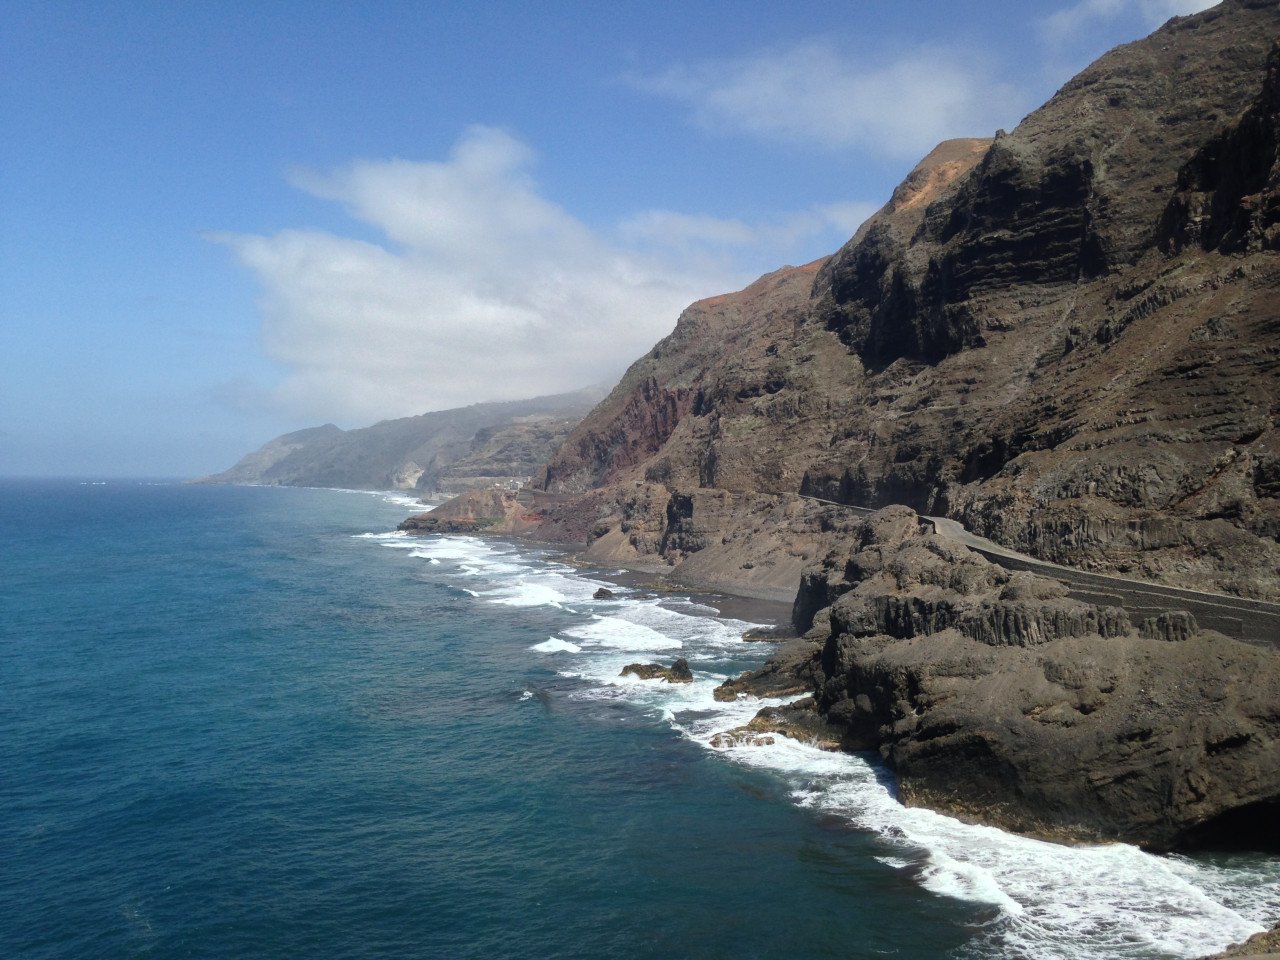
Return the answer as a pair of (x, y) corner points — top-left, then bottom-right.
(713, 639), (819, 702)
(809, 509), (1280, 851)
(620, 658), (694, 684)
(1207, 924), (1280, 959)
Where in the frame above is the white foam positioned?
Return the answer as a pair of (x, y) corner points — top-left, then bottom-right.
(919, 849), (1024, 916)
(487, 581), (569, 608)
(875, 856), (913, 870)
(324, 486), (436, 511)
(564, 615), (682, 651)
(531, 637), (582, 654)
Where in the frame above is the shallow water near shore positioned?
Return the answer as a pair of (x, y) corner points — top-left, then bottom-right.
(3, 481), (1277, 959)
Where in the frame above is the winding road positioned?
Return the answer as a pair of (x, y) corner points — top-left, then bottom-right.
(805, 497), (1280, 646)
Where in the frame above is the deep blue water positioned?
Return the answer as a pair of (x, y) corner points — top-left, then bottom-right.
(2, 481), (1277, 959)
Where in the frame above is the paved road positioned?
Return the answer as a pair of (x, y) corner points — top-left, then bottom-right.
(802, 496), (1280, 646)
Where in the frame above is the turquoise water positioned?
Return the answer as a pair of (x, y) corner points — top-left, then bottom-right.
(2, 481), (1277, 959)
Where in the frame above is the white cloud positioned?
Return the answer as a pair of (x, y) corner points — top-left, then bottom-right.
(1042, 0), (1219, 46)
(619, 201), (877, 257)
(212, 127), (868, 425)
(627, 42), (1027, 160)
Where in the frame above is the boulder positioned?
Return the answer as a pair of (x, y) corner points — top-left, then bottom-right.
(620, 657), (694, 684)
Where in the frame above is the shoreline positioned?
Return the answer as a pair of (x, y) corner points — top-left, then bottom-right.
(556, 553), (797, 630)
(351, 486), (1280, 956)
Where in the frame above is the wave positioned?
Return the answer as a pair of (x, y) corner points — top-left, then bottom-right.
(357, 528), (1280, 959)
(531, 637), (582, 654)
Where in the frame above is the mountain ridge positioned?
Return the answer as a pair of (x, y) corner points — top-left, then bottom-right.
(200, 386), (607, 493)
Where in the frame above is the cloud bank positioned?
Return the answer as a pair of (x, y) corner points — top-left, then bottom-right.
(1042, 0), (1220, 46)
(627, 42), (1028, 159)
(213, 127), (869, 424)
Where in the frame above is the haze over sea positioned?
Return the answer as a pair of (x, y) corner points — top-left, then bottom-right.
(3, 480), (1278, 959)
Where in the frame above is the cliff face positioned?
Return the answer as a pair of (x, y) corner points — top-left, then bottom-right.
(201, 387), (604, 493)
(532, 2), (1280, 603)
(795, 507), (1280, 852)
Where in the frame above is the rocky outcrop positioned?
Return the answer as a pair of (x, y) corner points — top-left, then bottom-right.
(713, 638), (823, 702)
(397, 514), (484, 534)
(620, 658), (694, 683)
(709, 697), (847, 750)
(399, 488), (544, 536)
(573, 484), (871, 602)
(804, 508), (1280, 851)
(200, 386), (604, 494)
(1209, 924), (1280, 959)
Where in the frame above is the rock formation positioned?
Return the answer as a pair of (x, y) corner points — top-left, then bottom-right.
(793, 507), (1280, 851)
(620, 658), (694, 683)
(1209, 924), (1280, 958)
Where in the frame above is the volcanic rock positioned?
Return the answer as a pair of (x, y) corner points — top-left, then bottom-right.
(808, 508), (1280, 851)
(397, 514), (479, 534)
(620, 658), (694, 684)
(1208, 924), (1280, 958)
(395, 3), (1280, 851)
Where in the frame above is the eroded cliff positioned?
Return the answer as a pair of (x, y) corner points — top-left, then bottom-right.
(795, 507), (1280, 851)
(525, 2), (1280, 603)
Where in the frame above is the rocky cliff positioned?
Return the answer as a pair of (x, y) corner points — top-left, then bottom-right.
(199, 386), (605, 494)
(526, 2), (1280, 604)
(789, 506), (1280, 851)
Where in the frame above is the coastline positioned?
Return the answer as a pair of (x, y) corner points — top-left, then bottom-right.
(417, 515), (1279, 959)
(195, 485), (1280, 958)
(111, 482), (1272, 959)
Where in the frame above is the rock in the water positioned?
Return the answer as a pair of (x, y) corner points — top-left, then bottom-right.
(709, 731), (776, 748)
(620, 657), (693, 684)
(712, 640), (818, 702)
(397, 513), (480, 534)
(593, 587), (615, 599)
(741, 625), (795, 642)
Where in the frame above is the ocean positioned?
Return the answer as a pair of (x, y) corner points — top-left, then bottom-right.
(2, 479), (1278, 959)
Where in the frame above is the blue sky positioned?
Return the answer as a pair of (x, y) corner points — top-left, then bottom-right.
(1, 0), (1217, 477)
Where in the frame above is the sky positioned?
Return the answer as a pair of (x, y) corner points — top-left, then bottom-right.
(1, 0), (1220, 477)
